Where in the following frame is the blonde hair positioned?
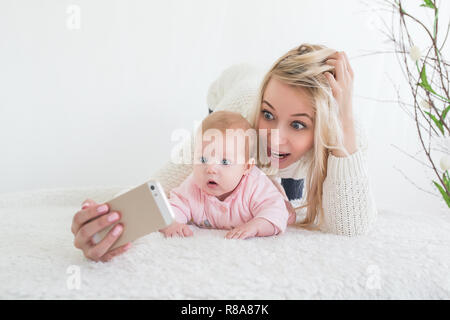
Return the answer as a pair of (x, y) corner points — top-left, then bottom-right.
(201, 110), (252, 133)
(253, 44), (349, 228)
(197, 110), (256, 163)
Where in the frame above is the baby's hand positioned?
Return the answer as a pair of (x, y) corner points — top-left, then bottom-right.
(159, 222), (193, 238)
(286, 201), (297, 225)
(225, 218), (275, 240)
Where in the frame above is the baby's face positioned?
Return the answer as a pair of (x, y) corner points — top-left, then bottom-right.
(193, 131), (253, 201)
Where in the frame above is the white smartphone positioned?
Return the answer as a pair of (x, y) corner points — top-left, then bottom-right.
(92, 180), (175, 251)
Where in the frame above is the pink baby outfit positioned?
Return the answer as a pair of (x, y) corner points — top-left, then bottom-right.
(168, 166), (289, 235)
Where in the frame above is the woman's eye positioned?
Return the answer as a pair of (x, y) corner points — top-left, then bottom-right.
(200, 156), (207, 164)
(221, 159), (231, 165)
(262, 110), (274, 120)
(291, 121), (306, 130)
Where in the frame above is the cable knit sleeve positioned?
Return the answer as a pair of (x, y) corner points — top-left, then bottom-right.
(321, 121), (378, 236)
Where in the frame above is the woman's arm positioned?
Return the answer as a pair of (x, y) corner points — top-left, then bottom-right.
(321, 52), (378, 236)
(70, 64), (261, 262)
(321, 139), (378, 236)
(324, 51), (357, 157)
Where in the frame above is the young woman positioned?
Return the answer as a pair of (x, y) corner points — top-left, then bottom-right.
(71, 44), (377, 262)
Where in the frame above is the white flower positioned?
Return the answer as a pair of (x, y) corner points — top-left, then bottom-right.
(440, 155), (450, 171)
(420, 99), (432, 109)
(409, 46), (421, 62)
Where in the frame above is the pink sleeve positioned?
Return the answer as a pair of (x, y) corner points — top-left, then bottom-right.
(168, 175), (195, 224)
(249, 174), (289, 235)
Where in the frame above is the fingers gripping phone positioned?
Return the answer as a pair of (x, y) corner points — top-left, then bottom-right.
(93, 180), (174, 251)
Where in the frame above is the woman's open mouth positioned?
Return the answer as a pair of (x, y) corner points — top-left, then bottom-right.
(268, 148), (291, 161)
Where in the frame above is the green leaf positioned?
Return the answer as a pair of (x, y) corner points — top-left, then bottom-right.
(433, 8), (438, 38)
(419, 82), (437, 95)
(419, 65), (437, 95)
(444, 172), (450, 190)
(424, 111), (445, 135)
(442, 105), (450, 121)
(433, 181), (450, 208)
(420, 0), (435, 9)
(416, 64), (450, 104)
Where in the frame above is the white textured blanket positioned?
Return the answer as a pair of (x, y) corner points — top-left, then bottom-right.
(1, 187), (450, 299)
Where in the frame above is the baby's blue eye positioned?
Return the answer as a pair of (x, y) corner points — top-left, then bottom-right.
(200, 156), (207, 164)
(221, 159), (231, 165)
(291, 121), (306, 130)
(262, 110), (274, 120)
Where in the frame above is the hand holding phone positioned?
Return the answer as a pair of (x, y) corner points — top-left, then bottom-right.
(93, 180), (175, 250)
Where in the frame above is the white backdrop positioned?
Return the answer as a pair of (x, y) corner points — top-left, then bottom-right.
(1, 0), (448, 214)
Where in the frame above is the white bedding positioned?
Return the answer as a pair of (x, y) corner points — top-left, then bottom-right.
(1, 187), (450, 299)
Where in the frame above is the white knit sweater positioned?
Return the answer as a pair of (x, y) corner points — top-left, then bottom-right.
(150, 64), (378, 237)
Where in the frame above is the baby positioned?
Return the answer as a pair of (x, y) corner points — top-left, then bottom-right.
(160, 111), (289, 240)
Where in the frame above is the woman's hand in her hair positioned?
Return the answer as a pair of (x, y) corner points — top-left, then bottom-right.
(324, 51), (358, 156)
